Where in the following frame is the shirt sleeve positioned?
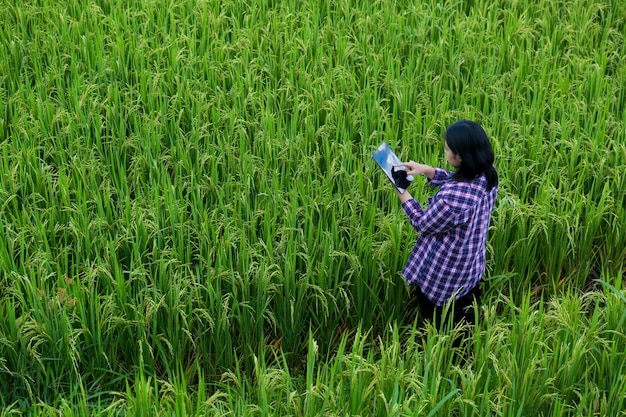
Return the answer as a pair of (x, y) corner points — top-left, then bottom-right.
(427, 168), (452, 187)
(401, 192), (473, 236)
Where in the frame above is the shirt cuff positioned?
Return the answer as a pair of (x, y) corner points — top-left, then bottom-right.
(401, 198), (422, 217)
(427, 168), (451, 186)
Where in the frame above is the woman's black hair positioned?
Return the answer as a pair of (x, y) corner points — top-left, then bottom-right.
(445, 120), (498, 191)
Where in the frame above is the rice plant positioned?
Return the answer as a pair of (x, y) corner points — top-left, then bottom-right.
(0, 0), (624, 414)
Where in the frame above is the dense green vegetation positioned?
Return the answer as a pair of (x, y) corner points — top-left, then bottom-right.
(1, 0), (624, 414)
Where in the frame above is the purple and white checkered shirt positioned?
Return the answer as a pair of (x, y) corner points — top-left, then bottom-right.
(401, 168), (498, 306)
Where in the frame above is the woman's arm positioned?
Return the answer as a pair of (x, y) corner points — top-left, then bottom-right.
(394, 161), (436, 179)
(395, 188), (414, 204)
(400, 193), (468, 235)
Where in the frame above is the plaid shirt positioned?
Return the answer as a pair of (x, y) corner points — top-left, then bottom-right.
(401, 168), (498, 306)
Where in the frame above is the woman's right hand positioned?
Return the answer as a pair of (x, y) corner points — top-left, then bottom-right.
(394, 161), (435, 179)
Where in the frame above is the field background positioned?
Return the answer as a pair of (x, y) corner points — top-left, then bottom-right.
(1, 0), (625, 415)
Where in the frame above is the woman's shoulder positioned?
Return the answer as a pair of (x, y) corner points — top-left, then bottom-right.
(438, 176), (487, 204)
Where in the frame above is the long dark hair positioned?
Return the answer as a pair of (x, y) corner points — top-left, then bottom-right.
(445, 120), (498, 191)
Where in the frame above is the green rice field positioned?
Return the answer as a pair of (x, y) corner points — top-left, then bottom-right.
(1, 0), (625, 415)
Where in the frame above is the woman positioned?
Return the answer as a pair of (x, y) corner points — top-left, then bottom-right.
(395, 120), (498, 328)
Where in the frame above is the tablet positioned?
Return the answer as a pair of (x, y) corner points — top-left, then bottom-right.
(372, 142), (414, 193)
